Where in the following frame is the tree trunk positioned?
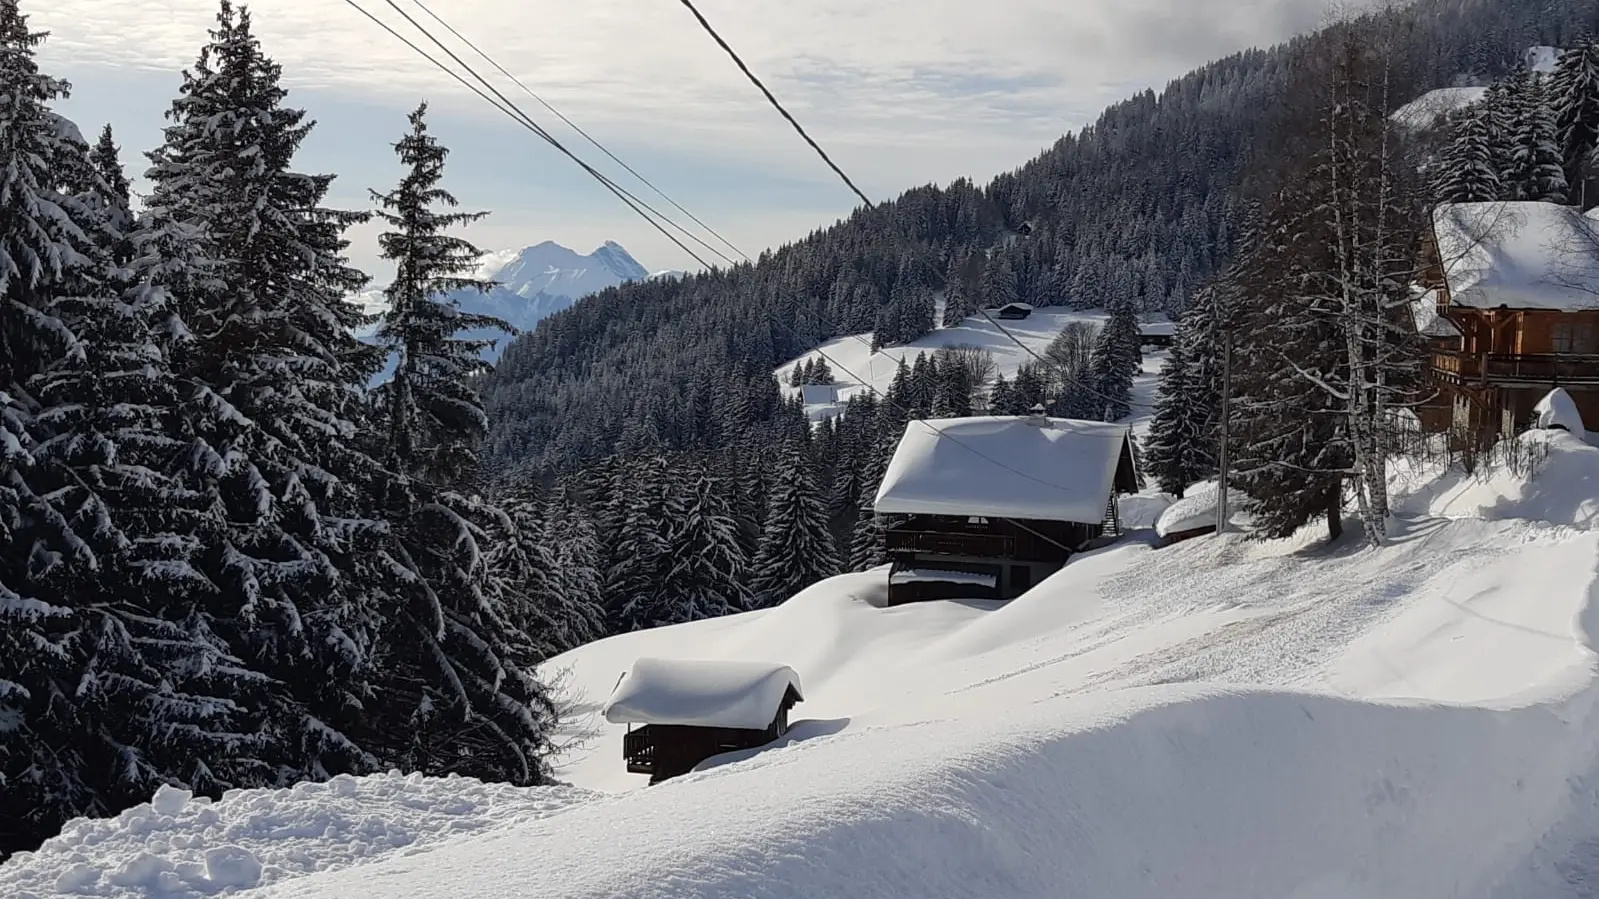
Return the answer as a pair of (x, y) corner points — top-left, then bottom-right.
(1325, 484), (1344, 542)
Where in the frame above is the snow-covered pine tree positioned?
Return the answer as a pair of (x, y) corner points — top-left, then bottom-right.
(1479, 73), (1521, 188)
(661, 473), (751, 619)
(547, 481), (607, 647)
(931, 358), (974, 418)
(847, 431), (893, 572)
(1087, 300), (1140, 421)
(0, 0), (108, 853)
(988, 374), (1019, 415)
(1143, 341), (1205, 496)
(141, 0), (406, 789)
(1551, 39), (1599, 205)
(367, 100), (555, 782)
(751, 438), (838, 607)
(1436, 104), (1504, 203)
(605, 455), (680, 631)
(1508, 73), (1569, 202)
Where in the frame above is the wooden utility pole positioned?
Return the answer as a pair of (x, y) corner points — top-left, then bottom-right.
(1215, 327), (1233, 536)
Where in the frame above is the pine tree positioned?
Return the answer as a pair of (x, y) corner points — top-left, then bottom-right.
(931, 359), (974, 418)
(1508, 76), (1569, 202)
(847, 433), (893, 571)
(1551, 40), (1599, 204)
(1088, 301), (1140, 421)
(1437, 105), (1504, 203)
(751, 439), (838, 607)
(548, 483), (607, 647)
(1144, 342), (1208, 496)
(662, 473), (751, 619)
(606, 455), (679, 631)
(0, 0), (111, 851)
(368, 100), (555, 782)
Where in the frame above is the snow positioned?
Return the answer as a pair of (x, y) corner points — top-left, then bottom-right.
(1392, 86), (1486, 129)
(774, 307), (1164, 432)
(888, 568), (999, 588)
(1412, 288), (1462, 338)
(874, 415), (1130, 523)
(1525, 45), (1561, 74)
(1433, 201), (1599, 310)
(798, 383), (839, 405)
(1154, 480), (1249, 539)
(0, 772), (597, 899)
(601, 657), (803, 729)
(33, 431), (1599, 899)
(1534, 387), (1587, 439)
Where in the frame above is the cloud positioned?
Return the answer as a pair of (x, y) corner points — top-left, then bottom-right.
(33, 0), (1342, 269)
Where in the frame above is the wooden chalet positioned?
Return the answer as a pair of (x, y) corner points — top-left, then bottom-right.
(1139, 318), (1177, 349)
(872, 412), (1140, 605)
(603, 658), (803, 785)
(993, 302), (1035, 321)
(1420, 201), (1599, 444)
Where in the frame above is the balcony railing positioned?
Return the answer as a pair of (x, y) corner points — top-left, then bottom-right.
(886, 529), (1017, 559)
(1432, 351), (1599, 384)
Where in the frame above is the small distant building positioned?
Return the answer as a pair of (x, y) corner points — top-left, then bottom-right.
(873, 412), (1140, 605)
(1139, 318), (1177, 348)
(993, 302), (1034, 321)
(1154, 481), (1248, 546)
(1420, 201), (1599, 444)
(800, 383), (840, 405)
(604, 657), (803, 785)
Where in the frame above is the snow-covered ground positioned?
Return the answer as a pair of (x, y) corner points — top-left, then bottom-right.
(13, 433), (1599, 898)
(775, 306), (1162, 439)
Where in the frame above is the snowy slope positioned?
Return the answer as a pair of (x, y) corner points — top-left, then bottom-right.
(14, 434), (1599, 898)
(1392, 85), (1486, 129)
(775, 307), (1162, 438)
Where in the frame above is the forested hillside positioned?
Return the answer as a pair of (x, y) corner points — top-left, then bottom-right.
(484, 0), (1599, 475)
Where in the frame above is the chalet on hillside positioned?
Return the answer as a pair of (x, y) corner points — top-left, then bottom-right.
(993, 302), (1034, 321)
(1139, 317), (1177, 348)
(604, 657), (803, 785)
(1419, 201), (1599, 444)
(873, 412), (1140, 605)
(800, 383), (840, 406)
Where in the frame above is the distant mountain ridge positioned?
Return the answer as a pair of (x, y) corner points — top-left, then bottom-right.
(360, 240), (652, 381)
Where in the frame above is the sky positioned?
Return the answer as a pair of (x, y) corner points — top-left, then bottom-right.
(36, 0), (1334, 282)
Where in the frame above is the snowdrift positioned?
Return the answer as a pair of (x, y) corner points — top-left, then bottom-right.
(14, 434), (1599, 898)
(0, 773), (596, 899)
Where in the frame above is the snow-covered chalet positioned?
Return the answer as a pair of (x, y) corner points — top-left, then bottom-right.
(873, 412), (1140, 605)
(1419, 201), (1599, 443)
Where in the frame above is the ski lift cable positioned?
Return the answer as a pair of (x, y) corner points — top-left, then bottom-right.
(406, 0), (752, 264)
(341, 0), (720, 270)
(372, 0), (739, 268)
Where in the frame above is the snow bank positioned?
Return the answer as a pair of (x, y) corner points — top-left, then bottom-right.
(1391, 86), (1485, 129)
(0, 773), (597, 899)
(1392, 430), (1599, 528)
(1155, 480), (1249, 539)
(602, 657), (803, 729)
(1535, 387), (1587, 439)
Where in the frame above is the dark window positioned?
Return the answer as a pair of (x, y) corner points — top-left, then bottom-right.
(1010, 565), (1032, 594)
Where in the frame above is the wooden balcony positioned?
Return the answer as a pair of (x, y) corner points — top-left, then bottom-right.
(1432, 351), (1599, 385)
(886, 528), (1017, 559)
(623, 726), (656, 775)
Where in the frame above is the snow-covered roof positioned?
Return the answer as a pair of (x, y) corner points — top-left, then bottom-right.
(1155, 481), (1249, 539)
(1534, 388), (1586, 439)
(1411, 289), (1462, 339)
(1391, 86), (1485, 129)
(1139, 319), (1177, 337)
(1432, 202), (1599, 311)
(874, 416), (1131, 524)
(994, 302), (1034, 312)
(602, 658), (803, 729)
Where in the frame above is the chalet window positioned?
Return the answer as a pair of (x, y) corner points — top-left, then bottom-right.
(1552, 322), (1596, 354)
(967, 516), (989, 525)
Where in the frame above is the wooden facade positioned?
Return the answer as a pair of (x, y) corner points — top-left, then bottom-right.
(882, 439), (1138, 606)
(1419, 227), (1599, 444)
(621, 689), (800, 785)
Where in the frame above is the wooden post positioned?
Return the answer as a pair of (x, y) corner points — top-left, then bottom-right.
(1216, 327), (1233, 536)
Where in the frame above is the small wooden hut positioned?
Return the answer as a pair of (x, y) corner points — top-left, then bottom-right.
(603, 658), (804, 785)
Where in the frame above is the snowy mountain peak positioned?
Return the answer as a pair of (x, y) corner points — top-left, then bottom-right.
(476, 240), (648, 301)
